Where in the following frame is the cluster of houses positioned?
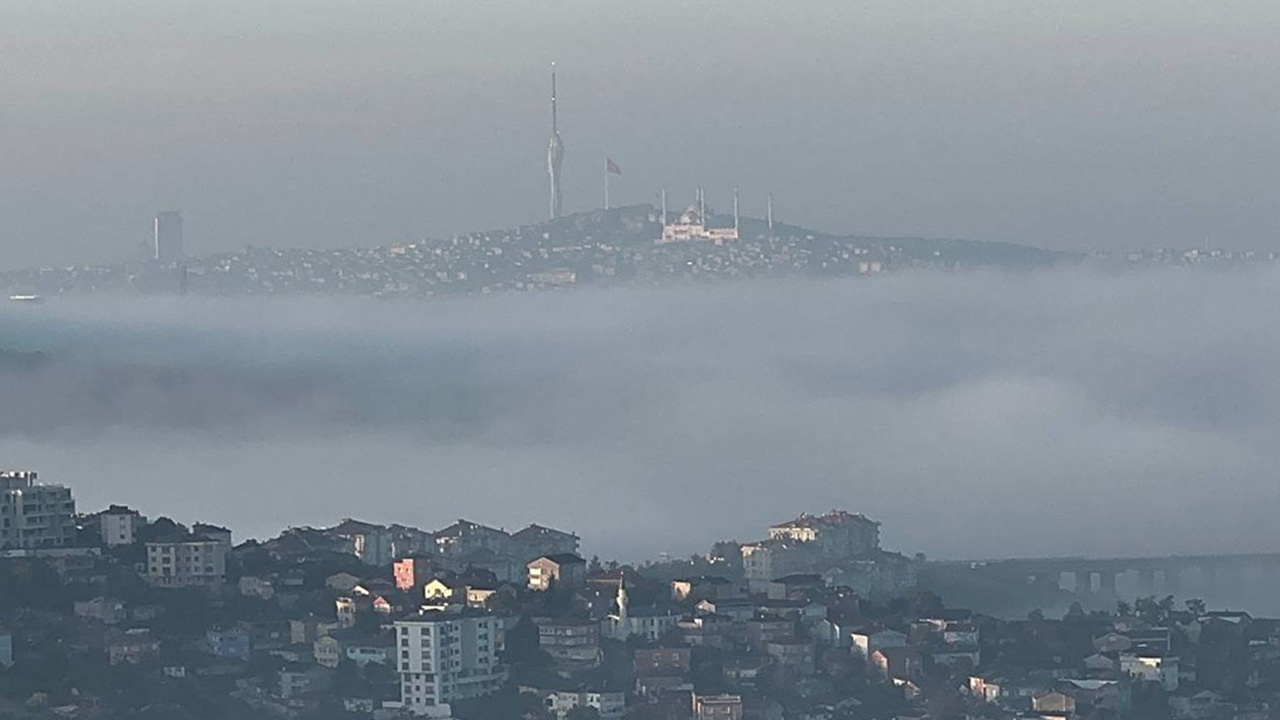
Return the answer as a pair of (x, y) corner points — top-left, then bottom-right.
(3, 475), (1280, 720)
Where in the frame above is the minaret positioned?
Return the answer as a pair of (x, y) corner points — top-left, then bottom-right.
(767, 193), (774, 233)
(661, 188), (667, 224)
(616, 577), (629, 627)
(733, 187), (740, 235)
(698, 188), (706, 228)
(547, 63), (565, 220)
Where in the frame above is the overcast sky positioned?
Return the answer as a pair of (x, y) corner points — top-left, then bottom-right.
(2, 1), (1280, 266)
(0, 268), (1277, 561)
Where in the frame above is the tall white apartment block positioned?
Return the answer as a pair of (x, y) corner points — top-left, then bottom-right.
(0, 471), (76, 551)
(394, 608), (507, 717)
(145, 533), (228, 588)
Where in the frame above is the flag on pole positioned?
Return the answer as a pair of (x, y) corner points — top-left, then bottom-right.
(606, 158), (622, 175)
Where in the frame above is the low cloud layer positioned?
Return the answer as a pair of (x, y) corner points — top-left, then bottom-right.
(0, 268), (1276, 560)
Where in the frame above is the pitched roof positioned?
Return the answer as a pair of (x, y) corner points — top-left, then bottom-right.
(511, 524), (578, 541)
(329, 519), (386, 535)
(533, 553), (586, 566)
(771, 510), (880, 530)
(436, 519), (506, 538)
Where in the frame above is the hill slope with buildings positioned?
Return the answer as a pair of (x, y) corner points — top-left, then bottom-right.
(0, 205), (1075, 299)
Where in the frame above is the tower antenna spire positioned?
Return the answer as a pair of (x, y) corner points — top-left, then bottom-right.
(547, 63), (565, 219)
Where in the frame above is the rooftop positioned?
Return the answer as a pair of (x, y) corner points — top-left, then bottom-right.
(771, 510), (880, 530)
(511, 523), (578, 541)
(533, 553), (586, 566)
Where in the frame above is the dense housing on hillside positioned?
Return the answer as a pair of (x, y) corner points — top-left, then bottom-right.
(2, 472), (1279, 720)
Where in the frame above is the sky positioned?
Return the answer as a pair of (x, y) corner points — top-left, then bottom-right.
(3, 1), (1280, 266)
(0, 267), (1277, 561)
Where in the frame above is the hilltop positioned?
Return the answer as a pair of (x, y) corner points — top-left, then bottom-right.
(0, 206), (1076, 298)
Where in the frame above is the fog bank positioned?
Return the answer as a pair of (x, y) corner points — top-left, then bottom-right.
(0, 268), (1275, 560)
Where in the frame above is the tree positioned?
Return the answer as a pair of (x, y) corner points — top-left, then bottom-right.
(1065, 601), (1086, 620)
(1185, 598), (1207, 616)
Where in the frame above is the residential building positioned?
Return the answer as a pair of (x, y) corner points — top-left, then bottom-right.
(335, 596), (357, 628)
(204, 627), (251, 661)
(97, 505), (144, 546)
(510, 524), (579, 562)
(1121, 651), (1180, 691)
(1032, 690), (1077, 716)
(0, 471), (76, 550)
(544, 688), (626, 719)
(741, 511), (914, 590)
(314, 634), (344, 669)
(145, 533), (228, 588)
(466, 585), (500, 608)
(394, 608), (507, 716)
(871, 647), (920, 680)
(328, 519), (394, 566)
(767, 511), (881, 554)
(345, 634), (394, 667)
(765, 639), (815, 673)
(191, 522), (233, 549)
(671, 576), (741, 603)
(692, 693), (743, 720)
(851, 628), (908, 659)
(290, 617), (338, 646)
(535, 618), (602, 668)
(326, 572), (361, 592)
(424, 577), (458, 601)
(394, 555), (438, 592)
(74, 597), (128, 625)
(106, 628), (160, 665)
(602, 581), (679, 641)
(527, 553), (586, 591)
(634, 647), (691, 677)
(434, 519), (510, 558)
(280, 666), (332, 700)
(238, 575), (275, 601)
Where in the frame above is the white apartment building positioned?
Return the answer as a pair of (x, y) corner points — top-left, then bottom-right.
(394, 608), (507, 717)
(99, 506), (144, 547)
(145, 533), (228, 588)
(0, 471), (76, 551)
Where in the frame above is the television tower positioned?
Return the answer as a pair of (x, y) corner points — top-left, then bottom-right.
(547, 63), (565, 220)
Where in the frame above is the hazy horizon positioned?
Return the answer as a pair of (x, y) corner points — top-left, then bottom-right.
(1, 267), (1277, 561)
(5, 1), (1280, 267)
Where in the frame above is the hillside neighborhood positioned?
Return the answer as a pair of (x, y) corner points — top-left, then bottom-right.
(2, 471), (1278, 720)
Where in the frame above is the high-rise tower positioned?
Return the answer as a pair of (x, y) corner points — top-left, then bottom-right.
(547, 63), (565, 220)
(153, 211), (184, 263)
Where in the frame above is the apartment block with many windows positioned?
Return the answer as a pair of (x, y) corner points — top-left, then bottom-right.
(0, 471), (76, 551)
(145, 533), (228, 588)
(394, 608), (507, 717)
